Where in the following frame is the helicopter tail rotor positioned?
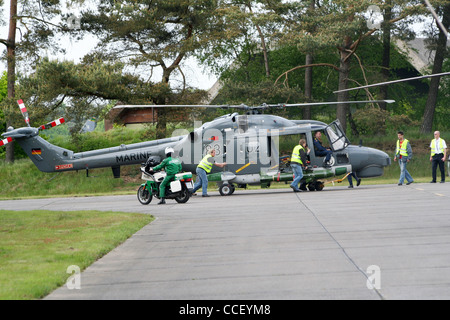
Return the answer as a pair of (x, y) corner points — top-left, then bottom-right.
(17, 99), (66, 131)
(0, 137), (13, 147)
(1, 99), (66, 148)
(17, 99), (31, 127)
(39, 117), (65, 131)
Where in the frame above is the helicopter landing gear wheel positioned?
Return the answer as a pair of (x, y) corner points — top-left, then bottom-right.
(315, 181), (324, 191)
(137, 185), (153, 205)
(300, 182), (307, 191)
(219, 184), (235, 196)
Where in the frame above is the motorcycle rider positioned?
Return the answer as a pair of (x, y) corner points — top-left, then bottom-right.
(148, 147), (182, 205)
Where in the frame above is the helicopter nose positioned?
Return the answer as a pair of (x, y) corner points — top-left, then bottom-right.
(349, 146), (391, 178)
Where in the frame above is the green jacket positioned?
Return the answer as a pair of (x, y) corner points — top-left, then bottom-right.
(153, 156), (182, 175)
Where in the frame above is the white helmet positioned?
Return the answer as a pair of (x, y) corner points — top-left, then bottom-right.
(165, 147), (174, 155)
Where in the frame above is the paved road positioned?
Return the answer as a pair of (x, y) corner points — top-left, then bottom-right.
(2, 183), (450, 300)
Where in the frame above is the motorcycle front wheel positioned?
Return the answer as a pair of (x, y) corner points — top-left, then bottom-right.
(137, 185), (153, 205)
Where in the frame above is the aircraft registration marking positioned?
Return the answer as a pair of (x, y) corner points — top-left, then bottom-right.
(55, 164), (74, 170)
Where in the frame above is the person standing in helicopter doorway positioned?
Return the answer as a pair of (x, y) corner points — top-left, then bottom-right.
(394, 131), (414, 186)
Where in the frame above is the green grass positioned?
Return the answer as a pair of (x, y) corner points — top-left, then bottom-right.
(0, 210), (153, 300)
(0, 159), (141, 200)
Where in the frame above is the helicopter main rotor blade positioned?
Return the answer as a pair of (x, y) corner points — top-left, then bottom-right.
(333, 72), (450, 94)
(266, 100), (395, 108)
(114, 104), (232, 109)
(115, 100), (394, 111)
(424, 0), (448, 38)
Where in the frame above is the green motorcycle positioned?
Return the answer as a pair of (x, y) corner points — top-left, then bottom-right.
(137, 167), (194, 205)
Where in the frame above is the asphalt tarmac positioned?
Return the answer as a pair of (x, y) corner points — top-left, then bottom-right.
(2, 183), (450, 300)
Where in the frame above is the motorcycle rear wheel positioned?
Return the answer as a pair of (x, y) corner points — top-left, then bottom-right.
(174, 187), (190, 203)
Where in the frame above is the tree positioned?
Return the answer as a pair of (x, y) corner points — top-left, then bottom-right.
(304, 0), (316, 120)
(421, 3), (450, 133)
(76, 0), (223, 138)
(379, 0), (392, 111)
(17, 58), (172, 134)
(0, 71), (7, 129)
(1, 0), (18, 163)
(272, 0), (426, 132)
(0, 0), (65, 162)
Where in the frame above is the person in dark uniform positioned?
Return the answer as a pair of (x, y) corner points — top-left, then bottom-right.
(429, 131), (447, 183)
(347, 172), (361, 188)
(313, 131), (333, 167)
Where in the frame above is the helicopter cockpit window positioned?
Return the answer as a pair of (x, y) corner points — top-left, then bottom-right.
(325, 121), (350, 152)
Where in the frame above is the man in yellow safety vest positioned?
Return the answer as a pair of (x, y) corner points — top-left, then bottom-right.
(394, 131), (414, 186)
(192, 149), (227, 197)
(430, 131), (447, 183)
(290, 139), (309, 192)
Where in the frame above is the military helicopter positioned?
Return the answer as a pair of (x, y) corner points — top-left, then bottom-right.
(1, 98), (393, 194)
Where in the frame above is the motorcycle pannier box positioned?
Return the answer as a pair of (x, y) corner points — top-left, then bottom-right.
(170, 180), (182, 193)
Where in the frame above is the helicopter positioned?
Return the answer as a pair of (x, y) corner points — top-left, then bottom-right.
(1, 99), (393, 194)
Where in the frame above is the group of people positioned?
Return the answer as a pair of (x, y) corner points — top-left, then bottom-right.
(149, 130), (448, 203)
(289, 131), (360, 192)
(289, 129), (448, 191)
(147, 147), (226, 204)
(394, 130), (447, 186)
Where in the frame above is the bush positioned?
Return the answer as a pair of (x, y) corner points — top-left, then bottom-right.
(353, 107), (388, 135)
(386, 114), (420, 132)
(353, 107), (419, 135)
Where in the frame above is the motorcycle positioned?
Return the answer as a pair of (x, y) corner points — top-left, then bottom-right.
(137, 166), (194, 205)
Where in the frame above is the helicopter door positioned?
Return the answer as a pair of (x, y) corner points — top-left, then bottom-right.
(325, 120), (350, 152)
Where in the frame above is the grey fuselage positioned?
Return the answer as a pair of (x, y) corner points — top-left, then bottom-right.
(4, 113), (391, 179)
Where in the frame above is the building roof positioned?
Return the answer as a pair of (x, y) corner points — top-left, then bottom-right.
(395, 38), (450, 74)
